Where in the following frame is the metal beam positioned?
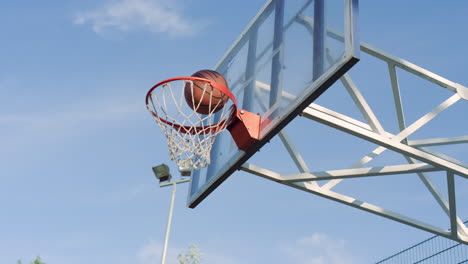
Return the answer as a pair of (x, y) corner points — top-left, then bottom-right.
(313, 0), (326, 81)
(252, 84), (318, 188)
(388, 63), (407, 135)
(324, 49), (386, 134)
(408, 136), (468, 147)
(302, 94), (468, 178)
(322, 25), (466, 95)
(405, 156), (468, 237)
(278, 131), (319, 188)
(238, 10), (468, 246)
(269, 0), (285, 111)
(240, 162), (467, 244)
(282, 163), (440, 182)
(447, 172), (458, 238)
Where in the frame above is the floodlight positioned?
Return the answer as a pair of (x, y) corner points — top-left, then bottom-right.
(178, 160), (192, 177)
(152, 164), (171, 183)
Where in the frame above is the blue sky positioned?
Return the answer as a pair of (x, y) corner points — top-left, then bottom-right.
(1, 0), (467, 263)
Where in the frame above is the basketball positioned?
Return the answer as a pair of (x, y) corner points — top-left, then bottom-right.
(184, 70), (229, 115)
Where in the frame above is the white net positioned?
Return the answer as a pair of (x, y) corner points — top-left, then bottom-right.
(147, 79), (236, 169)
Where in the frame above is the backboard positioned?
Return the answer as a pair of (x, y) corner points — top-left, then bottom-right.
(188, 0), (360, 208)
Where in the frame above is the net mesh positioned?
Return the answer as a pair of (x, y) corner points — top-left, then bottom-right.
(147, 79), (235, 169)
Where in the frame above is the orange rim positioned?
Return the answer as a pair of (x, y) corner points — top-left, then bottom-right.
(145, 76), (238, 134)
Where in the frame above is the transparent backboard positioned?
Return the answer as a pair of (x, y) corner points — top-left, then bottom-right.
(188, 0), (360, 208)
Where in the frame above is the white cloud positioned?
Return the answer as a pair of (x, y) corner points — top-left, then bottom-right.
(74, 0), (198, 36)
(280, 233), (356, 264)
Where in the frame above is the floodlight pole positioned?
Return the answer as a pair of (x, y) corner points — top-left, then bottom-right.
(160, 182), (176, 264)
(159, 178), (190, 264)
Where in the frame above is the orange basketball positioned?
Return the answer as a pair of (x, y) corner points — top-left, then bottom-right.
(184, 70), (229, 115)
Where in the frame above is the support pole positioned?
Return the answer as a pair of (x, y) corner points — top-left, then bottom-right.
(313, 0), (325, 81)
(161, 182), (177, 264)
(269, 0), (284, 110)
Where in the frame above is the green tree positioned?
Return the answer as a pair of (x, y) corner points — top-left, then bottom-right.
(16, 256), (45, 264)
(178, 244), (203, 264)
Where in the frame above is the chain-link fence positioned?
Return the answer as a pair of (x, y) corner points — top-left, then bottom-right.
(375, 221), (467, 264)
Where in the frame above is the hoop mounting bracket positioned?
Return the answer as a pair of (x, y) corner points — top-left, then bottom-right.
(228, 109), (261, 151)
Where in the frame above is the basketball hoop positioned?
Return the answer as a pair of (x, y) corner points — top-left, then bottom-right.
(146, 77), (238, 169)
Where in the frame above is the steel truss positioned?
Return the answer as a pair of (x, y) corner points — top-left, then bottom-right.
(240, 20), (468, 244)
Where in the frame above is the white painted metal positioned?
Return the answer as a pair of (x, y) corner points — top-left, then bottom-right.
(253, 81), (317, 189)
(159, 178), (190, 264)
(281, 163), (440, 182)
(408, 136), (468, 147)
(302, 96), (468, 177)
(323, 35), (385, 136)
(159, 178), (190, 187)
(447, 172), (458, 237)
(388, 63), (407, 135)
(339, 71), (385, 135)
(457, 84), (468, 100)
(240, 162), (457, 242)
(357, 43), (463, 95)
(183, 0), (467, 245)
(161, 182), (176, 264)
(240, 40), (468, 244)
(405, 156), (468, 237)
(326, 26), (465, 96)
(278, 131), (319, 188)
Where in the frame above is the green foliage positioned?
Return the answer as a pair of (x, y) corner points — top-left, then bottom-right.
(31, 256), (46, 264)
(16, 256), (45, 264)
(178, 244), (203, 264)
